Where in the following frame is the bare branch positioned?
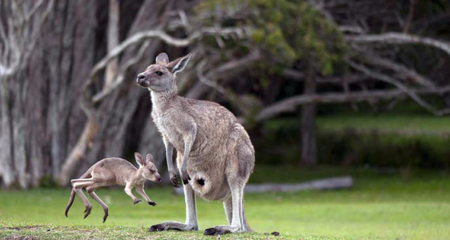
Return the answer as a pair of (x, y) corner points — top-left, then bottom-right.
(339, 25), (366, 34)
(356, 53), (436, 88)
(185, 50), (261, 99)
(346, 33), (450, 57)
(0, 0), (54, 78)
(93, 41), (151, 103)
(87, 26), (250, 91)
(282, 69), (368, 85)
(196, 60), (227, 95)
(281, 69), (305, 80)
(348, 60), (450, 116)
(255, 86), (450, 122)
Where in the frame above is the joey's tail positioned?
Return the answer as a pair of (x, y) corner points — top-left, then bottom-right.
(64, 166), (94, 217)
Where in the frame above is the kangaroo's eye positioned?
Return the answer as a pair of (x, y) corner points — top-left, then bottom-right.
(155, 71), (163, 76)
(150, 170), (155, 174)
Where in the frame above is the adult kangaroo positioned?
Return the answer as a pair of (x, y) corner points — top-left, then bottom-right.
(136, 53), (255, 235)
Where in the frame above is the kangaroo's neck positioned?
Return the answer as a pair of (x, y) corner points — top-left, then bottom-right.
(133, 168), (146, 183)
(150, 89), (177, 112)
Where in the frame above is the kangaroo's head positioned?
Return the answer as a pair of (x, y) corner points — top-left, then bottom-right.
(136, 52), (191, 92)
(134, 152), (161, 183)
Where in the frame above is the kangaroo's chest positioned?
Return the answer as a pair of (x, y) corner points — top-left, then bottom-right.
(152, 110), (186, 152)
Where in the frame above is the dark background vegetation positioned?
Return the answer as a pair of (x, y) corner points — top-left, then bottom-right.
(1, 0), (450, 189)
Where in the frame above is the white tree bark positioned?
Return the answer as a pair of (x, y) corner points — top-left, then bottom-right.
(104, 0), (120, 89)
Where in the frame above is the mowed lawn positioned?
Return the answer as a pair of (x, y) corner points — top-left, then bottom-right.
(1, 167), (450, 239)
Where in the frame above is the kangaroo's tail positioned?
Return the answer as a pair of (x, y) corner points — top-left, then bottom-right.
(64, 166), (94, 217)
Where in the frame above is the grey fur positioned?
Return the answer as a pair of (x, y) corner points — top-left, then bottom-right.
(137, 53), (255, 235)
(65, 152), (161, 223)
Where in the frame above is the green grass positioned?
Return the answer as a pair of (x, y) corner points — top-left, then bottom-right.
(1, 166), (450, 239)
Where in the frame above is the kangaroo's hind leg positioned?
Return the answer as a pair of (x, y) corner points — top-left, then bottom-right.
(204, 142), (254, 235)
(223, 195), (232, 225)
(86, 185), (109, 223)
(148, 152), (199, 232)
(72, 180), (95, 219)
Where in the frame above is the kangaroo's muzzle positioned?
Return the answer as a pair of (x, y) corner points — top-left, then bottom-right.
(136, 74), (150, 88)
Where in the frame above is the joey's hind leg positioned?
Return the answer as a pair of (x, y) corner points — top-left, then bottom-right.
(148, 183), (198, 232)
(86, 185), (109, 223)
(72, 180), (94, 219)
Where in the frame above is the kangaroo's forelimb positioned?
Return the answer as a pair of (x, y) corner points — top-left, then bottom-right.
(163, 136), (180, 188)
(136, 184), (156, 206)
(180, 125), (197, 184)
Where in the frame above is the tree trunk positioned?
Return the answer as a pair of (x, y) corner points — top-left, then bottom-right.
(105, 0), (120, 89)
(0, 76), (15, 187)
(0, 0), (97, 188)
(300, 71), (317, 166)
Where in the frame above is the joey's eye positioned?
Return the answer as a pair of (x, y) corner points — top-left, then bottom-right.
(150, 170), (155, 174)
(155, 71), (163, 76)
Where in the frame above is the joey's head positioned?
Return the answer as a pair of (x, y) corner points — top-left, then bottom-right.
(136, 52), (191, 93)
(134, 152), (161, 183)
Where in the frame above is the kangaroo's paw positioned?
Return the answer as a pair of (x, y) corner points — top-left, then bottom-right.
(148, 221), (198, 232)
(148, 201), (157, 206)
(133, 199), (142, 204)
(169, 172), (181, 188)
(180, 170), (191, 185)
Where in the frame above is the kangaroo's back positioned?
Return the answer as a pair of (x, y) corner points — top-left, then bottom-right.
(178, 96), (238, 145)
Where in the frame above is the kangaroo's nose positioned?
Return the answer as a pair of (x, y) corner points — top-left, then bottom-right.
(136, 74), (146, 83)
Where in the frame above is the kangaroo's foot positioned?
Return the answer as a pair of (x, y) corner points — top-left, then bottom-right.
(102, 209), (109, 223)
(148, 221), (198, 232)
(83, 205), (92, 219)
(204, 225), (244, 236)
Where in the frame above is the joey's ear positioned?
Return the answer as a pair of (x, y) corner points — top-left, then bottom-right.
(168, 53), (191, 75)
(155, 52), (169, 65)
(146, 154), (154, 163)
(134, 152), (145, 166)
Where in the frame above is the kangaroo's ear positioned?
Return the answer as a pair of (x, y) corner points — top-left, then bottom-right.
(155, 52), (169, 65)
(134, 152), (145, 166)
(146, 154), (154, 163)
(168, 53), (191, 75)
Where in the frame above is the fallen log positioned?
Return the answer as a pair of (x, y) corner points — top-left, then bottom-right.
(174, 176), (353, 195)
(244, 176), (353, 193)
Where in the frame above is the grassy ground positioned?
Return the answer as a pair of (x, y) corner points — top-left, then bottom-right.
(1, 166), (450, 239)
